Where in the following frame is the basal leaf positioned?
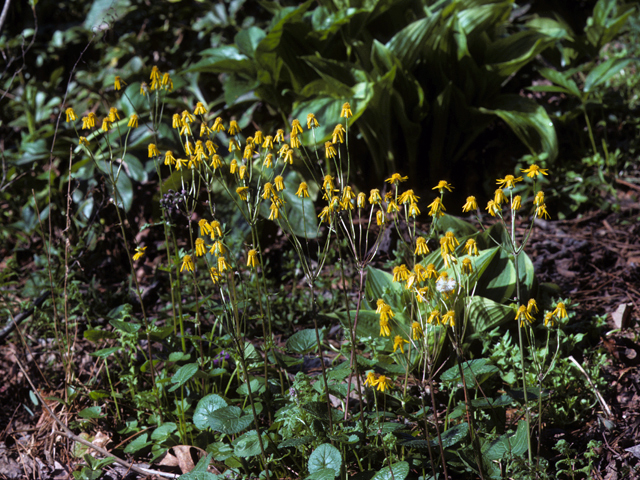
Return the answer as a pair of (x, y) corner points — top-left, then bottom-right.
(371, 461), (409, 480)
(193, 394), (228, 431)
(308, 443), (342, 478)
(286, 328), (322, 354)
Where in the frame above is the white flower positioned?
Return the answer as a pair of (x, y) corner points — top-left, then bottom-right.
(436, 277), (456, 294)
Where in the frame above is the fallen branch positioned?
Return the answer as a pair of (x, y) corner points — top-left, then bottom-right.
(0, 291), (51, 344)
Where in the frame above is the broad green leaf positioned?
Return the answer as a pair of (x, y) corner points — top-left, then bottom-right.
(187, 46), (253, 75)
(278, 436), (315, 449)
(151, 422), (178, 442)
(486, 30), (555, 78)
(84, 0), (132, 29)
(193, 394), (228, 431)
(235, 27), (267, 58)
(483, 420), (528, 460)
(467, 296), (514, 334)
(537, 68), (582, 98)
(308, 443), (342, 478)
(85, 330), (117, 342)
(124, 433), (151, 454)
(306, 468), (336, 480)
(301, 402), (343, 424)
(286, 328), (322, 354)
(109, 318), (141, 335)
(169, 363), (198, 390)
(471, 394), (514, 409)
(237, 377), (266, 396)
(432, 422), (469, 448)
(440, 358), (499, 388)
(584, 58), (632, 93)
(478, 94), (558, 162)
(386, 15), (440, 69)
(233, 429), (268, 458)
(371, 461), (409, 480)
(90, 347), (119, 358)
(280, 170), (318, 238)
(204, 406), (254, 435)
(78, 406), (103, 419)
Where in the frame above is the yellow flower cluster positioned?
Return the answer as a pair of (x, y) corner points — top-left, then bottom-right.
(364, 371), (392, 392)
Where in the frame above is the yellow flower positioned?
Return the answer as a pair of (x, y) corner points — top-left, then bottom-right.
(461, 257), (473, 274)
(229, 120), (240, 135)
(393, 335), (409, 354)
(408, 202), (421, 217)
(194, 102), (207, 115)
(210, 154), (222, 169)
(364, 371), (378, 387)
(262, 135), (274, 150)
(462, 196), (478, 213)
(218, 256), (229, 272)
(318, 206), (331, 224)
(496, 175), (523, 189)
(209, 267), (221, 284)
(485, 200), (500, 217)
(295, 182), (309, 198)
(392, 265), (410, 282)
(442, 310), (455, 328)
(512, 195), (522, 211)
(375, 375), (391, 392)
(432, 180), (453, 193)
(274, 175), (285, 191)
(81, 116), (91, 129)
(322, 175), (334, 195)
(341, 102), (353, 118)
(357, 192), (366, 208)
(412, 321), (423, 340)
(101, 118), (112, 132)
(175, 158), (187, 170)
(425, 264), (438, 279)
(275, 129), (285, 143)
(416, 286), (429, 303)
(398, 189), (419, 205)
(516, 305), (534, 327)
(544, 311), (555, 327)
(521, 164), (549, 178)
(332, 124), (345, 144)
(195, 238), (206, 257)
(247, 249), (259, 268)
(444, 231), (459, 251)
(108, 107), (120, 122)
(269, 201), (280, 220)
(86, 112), (96, 128)
(427, 309), (441, 325)
(385, 173), (408, 185)
(464, 238), (478, 256)
(172, 114), (181, 129)
(378, 301), (395, 323)
(182, 110), (195, 124)
(527, 299), (538, 315)
(199, 219), (212, 236)
(133, 246), (146, 261)
(148, 143), (160, 158)
(140, 82), (148, 96)
(328, 195), (340, 212)
(387, 200), (399, 214)
(414, 237), (428, 255)
(369, 189), (382, 205)
(210, 240), (226, 256)
(205, 140), (217, 156)
(254, 131), (264, 144)
(325, 141), (337, 159)
(427, 197), (446, 217)
(414, 265), (427, 282)
(65, 107), (77, 122)
(534, 191), (545, 206)
(290, 132), (301, 149)
(114, 76), (126, 91)
(376, 210), (385, 226)
(181, 255), (195, 273)
(161, 72), (173, 91)
(150, 65), (161, 82)
(236, 186), (249, 201)
(184, 141), (194, 156)
(210, 220), (223, 238)
(291, 119), (303, 134)
(212, 117), (225, 133)
(127, 114), (139, 128)
(379, 317), (391, 337)
(552, 302), (567, 319)
(536, 204), (550, 219)
(283, 147), (294, 164)
(79, 136), (89, 146)
(494, 188), (506, 205)
(307, 113), (319, 129)
(230, 159), (238, 174)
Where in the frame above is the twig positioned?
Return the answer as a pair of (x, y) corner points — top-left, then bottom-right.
(0, 0), (11, 34)
(15, 356), (179, 479)
(568, 355), (613, 418)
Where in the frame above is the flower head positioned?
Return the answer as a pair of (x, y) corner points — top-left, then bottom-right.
(485, 200), (500, 217)
(365, 371), (378, 387)
(199, 219), (212, 236)
(148, 143), (160, 158)
(228, 120), (240, 136)
(181, 255), (195, 273)
(432, 180), (453, 193)
(296, 182), (309, 198)
(369, 189), (382, 205)
(101, 118), (112, 132)
(306, 113), (319, 129)
(194, 102), (207, 115)
(464, 238), (479, 256)
(195, 238), (206, 257)
(385, 173), (408, 186)
(494, 188), (507, 205)
(128, 114), (139, 128)
(114, 76), (126, 91)
(516, 305), (534, 327)
(108, 107), (120, 122)
(247, 249), (259, 268)
(236, 186), (249, 201)
(462, 196), (478, 213)
(79, 136), (89, 146)
(442, 310), (456, 328)
(398, 189), (419, 205)
(393, 335), (409, 354)
(461, 257), (473, 274)
(412, 321), (423, 340)
(521, 164), (549, 178)
(325, 141), (337, 159)
(415, 237), (429, 255)
(392, 265), (410, 283)
(341, 102), (353, 118)
(527, 299), (538, 315)
(274, 175), (285, 191)
(357, 192), (366, 208)
(512, 195), (522, 211)
(427, 197), (446, 217)
(209, 267), (221, 284)
(65, 107), (77, 122)
(376, 210), (385, 226)
(332, 124), (345, 144)
(552, 302), (567, 319)
(133, 246), (146, 261)
(496, 175), (523, 189)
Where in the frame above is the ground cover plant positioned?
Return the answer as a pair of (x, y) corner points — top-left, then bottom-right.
(1, 0), (640, 479)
